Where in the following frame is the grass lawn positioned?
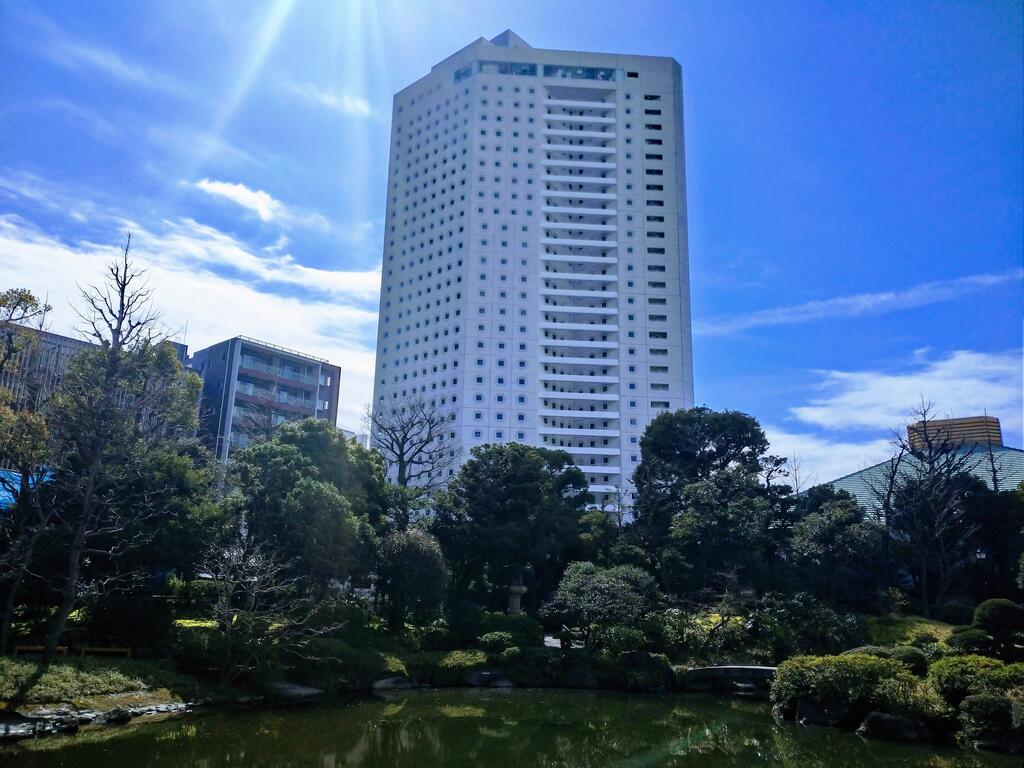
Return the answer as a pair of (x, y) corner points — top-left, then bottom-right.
(0, 656), (224, 710)
(865, 614), (955, 645)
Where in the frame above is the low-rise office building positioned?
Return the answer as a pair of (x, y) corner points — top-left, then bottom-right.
(189, 336), (341, 461)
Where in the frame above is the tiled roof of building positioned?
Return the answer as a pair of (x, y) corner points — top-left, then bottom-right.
(828, 444), (1024, 511)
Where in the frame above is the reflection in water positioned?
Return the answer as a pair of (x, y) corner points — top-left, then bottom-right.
(3, 689), (1016, 768)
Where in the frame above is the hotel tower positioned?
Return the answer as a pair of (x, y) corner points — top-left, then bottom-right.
(372, 31), (693, 507)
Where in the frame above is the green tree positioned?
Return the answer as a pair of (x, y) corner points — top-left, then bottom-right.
(271, 419), (387, 529)
(791, 497), (880, 604)
(0, 287), (52, 652)
(540, 561), (660, 647)
(231, 438), (370, 592)
(377, 528), (448, 630)
(633, 407), (768, 549)
(671, 466), (768, 591)
(432, 443), (589, 613)
(0, 287), (50, 374)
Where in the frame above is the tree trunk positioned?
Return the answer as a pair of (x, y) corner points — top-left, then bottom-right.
(0, 568), (27, 654)
(698, 542), (708, 590)
(828, 562), (838, 605)
(918, 552), (930, 619)
(45, 518), (88, 663)
(880, 524), (892, 588)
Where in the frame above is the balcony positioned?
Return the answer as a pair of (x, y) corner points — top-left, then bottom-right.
(239, 356), (317, 385)
(540, 373), (618, 384)
(540, 321), (618, 332)
(542, 158), (616, 171)
(540, 254), (618, 266)
(543, 221), (617, 233)
(539, 391), (620, 402)
(541, 287), (618, 299)
(540, 339), (618, 350)
(539, 426), (619, 437)
(542, 205), (616, 216)
(540, 354), (618, 365)
(544, 98), (616, 110)
(549, 445), (622, 456)
(542, 144), (616, 155)
(542, 237), (617, 249)
(544, 113), (616, 125)
(540, 408), (620, 418)
(543, 127), (617, 140)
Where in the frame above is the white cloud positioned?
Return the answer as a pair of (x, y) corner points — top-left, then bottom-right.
(792, 350), (1022, 437)
(0, 215), (378, 429)
(146, 126), (259, 169)
(0, 171), (100, 224)
(764, 427), (893, 490)
(149, 217), (381, 302)
(695, 271), (1022, 336)
(284, 81), (373, 117)
(191, 178), (330, 231)
(40, 36), (186, 96)
(193, 179), (282, 222)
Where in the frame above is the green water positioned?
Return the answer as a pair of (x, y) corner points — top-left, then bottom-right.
(2, 689), (1016, 767)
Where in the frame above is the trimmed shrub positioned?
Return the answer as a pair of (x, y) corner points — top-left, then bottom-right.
(291, 638), (405, 692)
(959, 694), (1013, 745)
(974, 599), (1024, 660)
(479, 631), (517, 654)
(840, 645), (927, 676)
(598, 651), (674, 692)
(842, 645), (893, 658)
(405, 650), (488, 687)
(479, 612), (545, 648)
(501, 647), (553, 687)
(910, 631), (939, 647)
(171, 626), (231, 677)
(447, 599), (485, 645)
(771, 654), (911, 726)
(928, 655), (1005, 707)
(974, 599), (1024, 635)
(418, 624), (456, 651)
(934, 600), (975, 626)
(890, 646), (929, 677)
(947, 629), (994, 656)
(986, 663), (1024, 693)
(873, 676), (949, 722)
(593, 625), (647, 656)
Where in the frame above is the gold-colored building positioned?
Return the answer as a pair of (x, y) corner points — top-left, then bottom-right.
(907, 415), (1003, 452)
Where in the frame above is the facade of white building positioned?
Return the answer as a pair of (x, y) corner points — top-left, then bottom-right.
(372, 30), (694, 506)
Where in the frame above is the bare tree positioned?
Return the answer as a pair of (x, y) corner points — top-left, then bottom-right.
(199, 535), (339, 685)
(786, 453), (814, 495)
(365, 396), (456, 489)
(41, 235), (178, 661)
(594, 483), (630, 527)
(232, 401), (279, 448)
(878, 401), (981, 617)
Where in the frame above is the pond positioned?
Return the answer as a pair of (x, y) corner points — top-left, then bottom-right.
(2, 689), (1016, 767)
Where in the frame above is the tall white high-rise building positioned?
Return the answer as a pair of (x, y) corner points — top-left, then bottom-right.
(372, 30), (693, 506)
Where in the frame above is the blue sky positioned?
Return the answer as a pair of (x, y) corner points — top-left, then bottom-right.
(1, 0), (1021, 483)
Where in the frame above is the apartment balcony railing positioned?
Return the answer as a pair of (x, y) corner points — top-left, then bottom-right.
(239, 356), (318, 385)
